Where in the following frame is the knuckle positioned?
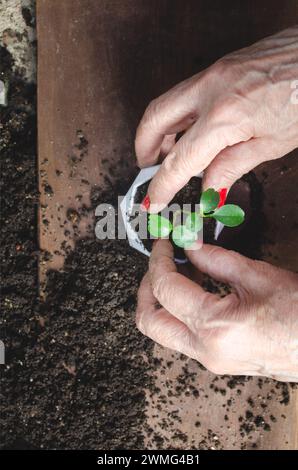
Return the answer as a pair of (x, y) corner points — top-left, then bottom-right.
(142, 98), (161, 128)
(135, 309), (146, 335)
(248, 259), (279, 289)
(192, 295), (217, 331)
(204, 59), (228, 84)
(212, 158), (242, 183)
(254, 258), (272, 275)
(239, 256), (260, 279)
(162, 153), (185, 182)
(207, 247), (233, 271)
(164, 143), (196, 178)
(207, 102), (251, 146)
(152, 271), (174, 302)
(208, 247), (251, 280)
(210, 59), (228, 77)
(210, 56), (239, 78)
(207, 97), (238, 126)
(203, 63), (252, 144)
(178, 141), (198, 173)
(152, 278), (162, 300)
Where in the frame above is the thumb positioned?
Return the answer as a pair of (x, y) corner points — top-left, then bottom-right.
(202, 137), (272, 190)
(186, 244), (258, 291)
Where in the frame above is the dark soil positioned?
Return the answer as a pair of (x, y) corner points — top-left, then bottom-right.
(0, 45), (154, 450)
(4, 237), (153, 450)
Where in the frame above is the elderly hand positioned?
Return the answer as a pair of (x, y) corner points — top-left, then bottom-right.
(135, 27), (298, 213)
(136, 240), (298, 382)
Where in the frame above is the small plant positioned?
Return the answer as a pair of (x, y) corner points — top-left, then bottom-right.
(148, 188), (245, 249)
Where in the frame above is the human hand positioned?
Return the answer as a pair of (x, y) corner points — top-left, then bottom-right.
(136, 240), (298, 382)
(135, 27), (298, 213)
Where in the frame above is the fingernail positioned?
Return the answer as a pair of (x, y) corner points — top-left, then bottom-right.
(218, 188), (228, 207)
(141, 194), (150, 211)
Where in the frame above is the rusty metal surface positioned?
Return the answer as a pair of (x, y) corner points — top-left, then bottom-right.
(38, 0), (298, 449)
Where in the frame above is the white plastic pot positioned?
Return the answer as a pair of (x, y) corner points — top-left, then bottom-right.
(120, 165), (224, 261)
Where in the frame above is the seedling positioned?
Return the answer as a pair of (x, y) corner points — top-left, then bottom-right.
(148, 188), (245, 249)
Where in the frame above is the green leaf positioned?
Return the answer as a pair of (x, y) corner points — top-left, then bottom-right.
(212, 204), (245, 227)
(185, 213), (203, 232)
(148, 214), (172, 238)
(200, 188), (220, 213)
(172, 225), (198, 248)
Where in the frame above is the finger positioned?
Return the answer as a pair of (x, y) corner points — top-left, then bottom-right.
(135, 75), (201, 168)
(149, 240), (228, 330)
(136, 273), (197, 358)
(160, 134), (176, 158)
(146, 119), (247, 213)
(202, 137), (273, 190)
(186, 244), (256, 288)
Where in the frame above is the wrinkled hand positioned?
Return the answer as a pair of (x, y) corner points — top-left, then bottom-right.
(136, 240), (298, 381)
(135, 27), (298, 212)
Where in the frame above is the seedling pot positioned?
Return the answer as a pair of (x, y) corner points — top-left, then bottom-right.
(120, 165), (225, 263)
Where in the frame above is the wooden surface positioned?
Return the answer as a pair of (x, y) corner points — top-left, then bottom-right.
(37, 0), (298, 449)
(145, 153), (298, 450)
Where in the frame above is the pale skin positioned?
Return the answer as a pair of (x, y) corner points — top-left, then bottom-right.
(135, 27), (298, 381)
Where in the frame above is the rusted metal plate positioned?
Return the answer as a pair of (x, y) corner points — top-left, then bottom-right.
(38, 0), (298, 449)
